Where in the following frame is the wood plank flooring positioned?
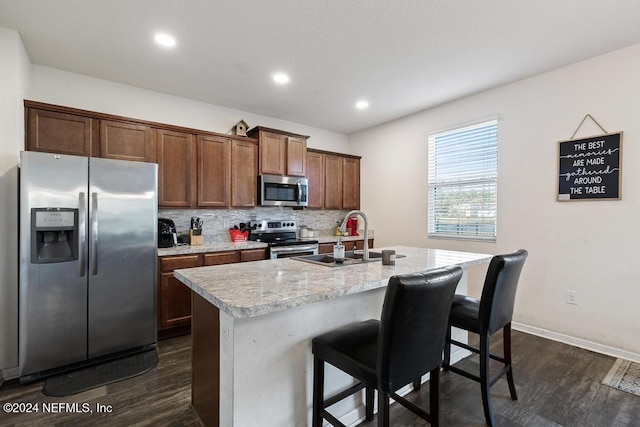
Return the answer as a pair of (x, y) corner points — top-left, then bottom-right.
(0, 335), (200, 426)
(1, 330), (638, 426)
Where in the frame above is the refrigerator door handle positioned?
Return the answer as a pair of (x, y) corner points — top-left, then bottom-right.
(90, 192), (99, 276)
(78, 192), (86, 277)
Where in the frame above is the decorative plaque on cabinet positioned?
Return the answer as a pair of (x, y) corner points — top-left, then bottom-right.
(557, 132), (622, 201)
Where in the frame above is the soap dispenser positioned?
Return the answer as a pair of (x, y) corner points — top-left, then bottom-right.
(333, 237), (345, 264)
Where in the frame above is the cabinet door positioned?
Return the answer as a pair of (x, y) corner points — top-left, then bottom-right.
(259, 131), (286, 175)
(342, 157), (361, 209)
(100, 120), (155, 162)
(287, 136), (307, 176)
(318, 243), (334, 254)
(198, 135), (230, 207)
(240, 248), (268, 262)
(307, 151), (324, 208)
(231, 139), (258, 207)
(157, 129), (197, 207)
(26, 108), (98, 156)
(324, 154), (343, 209)
(352, 239), (374, 251)
(159, 272), (193, 330)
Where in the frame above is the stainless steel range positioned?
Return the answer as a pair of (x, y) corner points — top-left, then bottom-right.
(249, 220), (319, 259)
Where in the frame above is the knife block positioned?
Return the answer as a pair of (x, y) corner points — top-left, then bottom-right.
(189, 230), (204, 246)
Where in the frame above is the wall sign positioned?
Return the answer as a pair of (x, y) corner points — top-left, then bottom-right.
(558, 132), (622, 201)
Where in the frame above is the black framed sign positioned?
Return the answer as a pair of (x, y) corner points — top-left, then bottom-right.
(558, 132), (622, 201)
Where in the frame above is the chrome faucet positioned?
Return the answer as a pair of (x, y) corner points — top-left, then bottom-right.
(340, 210), (369, 261)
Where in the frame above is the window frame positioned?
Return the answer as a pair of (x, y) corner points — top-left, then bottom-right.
(427, 119), (498, 242)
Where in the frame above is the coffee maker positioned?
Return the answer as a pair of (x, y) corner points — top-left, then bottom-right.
(158, 218), (177, 248)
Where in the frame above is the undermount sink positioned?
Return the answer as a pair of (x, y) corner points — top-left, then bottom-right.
(292, 251), (404, 267)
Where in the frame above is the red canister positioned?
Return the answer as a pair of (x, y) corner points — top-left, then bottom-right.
(347, 218), (358, 236)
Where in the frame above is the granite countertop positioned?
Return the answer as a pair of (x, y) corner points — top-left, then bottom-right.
(157, 241), (268, 257)
(174, 246), (492, 319)
(157, 234), (373, 256)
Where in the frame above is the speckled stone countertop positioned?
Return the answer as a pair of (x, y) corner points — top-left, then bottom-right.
(157, 234), (372, 256)
(157, 241), (268, 257)
(174, 246), (492, 319)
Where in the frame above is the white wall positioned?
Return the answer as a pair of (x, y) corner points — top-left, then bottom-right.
(350, 42), (640, 358)
(29, 66), (349, 153)
(0, 28), (30, 374)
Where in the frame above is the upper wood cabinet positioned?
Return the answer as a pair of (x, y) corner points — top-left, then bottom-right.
(24, 102), (360, 212)
(100, 120), (155, 162)
(197, 135), (230, 208)
(26, 107), (98, 157)
(306, 150), (325, 208)
(324, 154), (344, 209)
(247, 127), (308, 177)
(157, 129), (197, 207)
(342, 156), (361, 210)
(230, 138), (258, 207)
(287, 136), (307, 176)
(308, 149), (361, 210)
(258, 131), (286, 175)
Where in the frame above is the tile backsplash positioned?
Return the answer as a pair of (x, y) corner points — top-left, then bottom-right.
(159, 207), (354, 243)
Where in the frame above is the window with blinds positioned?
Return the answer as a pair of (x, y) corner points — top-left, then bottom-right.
(427, 120), (497, 241)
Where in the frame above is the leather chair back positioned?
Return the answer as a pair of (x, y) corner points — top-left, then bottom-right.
(479, 249), (528, 334)
(377, 265), (463, 392)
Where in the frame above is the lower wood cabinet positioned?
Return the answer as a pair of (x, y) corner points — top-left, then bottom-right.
(318, 239), (374, 254)
(157, 248), (268, 339)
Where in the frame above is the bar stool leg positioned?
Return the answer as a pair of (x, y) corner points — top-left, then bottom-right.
(312, 356), (324, 427)
(443, 326), (452, 370)
(480, 334), (495, 427)
(412, 376), (422, 391)
(430, 368), (440, 427)
(377, 390), (390, 427)
(504, 323), (518, 400)
(365, 386), (374, 421)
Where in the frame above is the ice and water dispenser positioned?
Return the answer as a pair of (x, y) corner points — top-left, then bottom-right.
(30, 208), (78, 263)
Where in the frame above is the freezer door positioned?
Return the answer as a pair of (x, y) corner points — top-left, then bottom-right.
(87, 158), (158, 358)
(19, 152), (89, 377)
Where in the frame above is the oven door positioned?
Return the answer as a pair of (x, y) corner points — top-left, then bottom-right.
(270, 244), (318, 259)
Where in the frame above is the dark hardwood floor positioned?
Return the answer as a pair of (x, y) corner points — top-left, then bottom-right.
(0, 331), (638, 426)
(0, 335), (200, 426)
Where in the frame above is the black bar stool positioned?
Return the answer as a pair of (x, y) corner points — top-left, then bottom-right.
(442, 249), (528, 426)
(312, 266), (463, 427)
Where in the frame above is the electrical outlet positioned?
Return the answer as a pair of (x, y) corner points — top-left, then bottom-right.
(566, 290), (578, 305)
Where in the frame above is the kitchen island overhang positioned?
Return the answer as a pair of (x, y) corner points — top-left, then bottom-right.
(174, 246), (492, 427)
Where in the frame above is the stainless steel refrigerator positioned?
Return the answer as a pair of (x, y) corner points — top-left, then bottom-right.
(18, 151), (158, 380)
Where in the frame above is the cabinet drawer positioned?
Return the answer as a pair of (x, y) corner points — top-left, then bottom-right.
(318, 243), (334, 254)
(203, 251), (241, 266)
(240, 248), (268, 262)
(160, 255), (201, 272)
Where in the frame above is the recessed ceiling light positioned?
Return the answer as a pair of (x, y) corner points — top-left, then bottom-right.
(154, 33), (176, 47)
(273, 73), (290, 84)
(355, 100), (369, 110)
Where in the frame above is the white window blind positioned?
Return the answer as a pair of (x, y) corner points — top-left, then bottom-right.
(428, 120), (497, 241)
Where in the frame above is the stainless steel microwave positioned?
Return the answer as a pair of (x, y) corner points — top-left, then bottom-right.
(259, 174), (308, 207)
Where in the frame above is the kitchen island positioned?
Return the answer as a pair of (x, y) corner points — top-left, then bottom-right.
(174, 246), (492, 427)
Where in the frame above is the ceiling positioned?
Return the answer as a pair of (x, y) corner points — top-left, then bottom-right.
(2, 1), (640, 134)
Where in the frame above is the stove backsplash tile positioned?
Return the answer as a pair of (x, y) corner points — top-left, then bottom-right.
(159, 207), (352, 243)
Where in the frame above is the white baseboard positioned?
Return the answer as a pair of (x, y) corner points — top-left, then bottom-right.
(512, 322), (640, 364)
